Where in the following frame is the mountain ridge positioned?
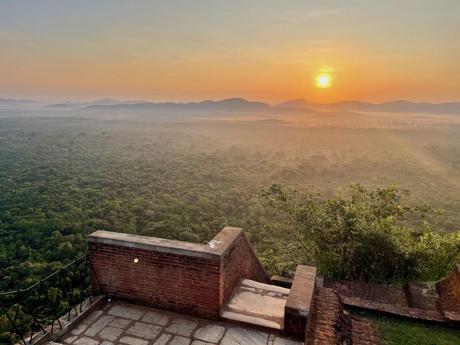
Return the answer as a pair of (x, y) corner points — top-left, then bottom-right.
(279, 99), (460, 114)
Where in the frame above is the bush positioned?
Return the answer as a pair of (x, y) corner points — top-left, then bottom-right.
(262, 184), (460, 283)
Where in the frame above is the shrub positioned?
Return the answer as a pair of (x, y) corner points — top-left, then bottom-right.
(262, 184), (460, 283)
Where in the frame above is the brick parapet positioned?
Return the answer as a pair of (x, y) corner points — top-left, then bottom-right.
(88, 227), (269, 318)
(284, 265), (317, 340)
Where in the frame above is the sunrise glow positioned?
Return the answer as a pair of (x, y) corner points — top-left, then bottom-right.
(316, 74), (332, 89)
(0, 2), (459, 102)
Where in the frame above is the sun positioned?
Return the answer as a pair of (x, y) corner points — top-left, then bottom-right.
(316, 73), (332, 88)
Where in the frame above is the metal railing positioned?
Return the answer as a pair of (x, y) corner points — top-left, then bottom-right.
(0, 255), (98, 345)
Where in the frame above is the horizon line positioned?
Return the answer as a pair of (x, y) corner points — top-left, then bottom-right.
(2, 96), (460, 106)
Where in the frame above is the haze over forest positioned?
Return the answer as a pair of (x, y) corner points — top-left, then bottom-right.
(1, 97), (460, 288)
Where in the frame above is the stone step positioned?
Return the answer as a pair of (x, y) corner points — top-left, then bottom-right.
(220, 279), (290, 330)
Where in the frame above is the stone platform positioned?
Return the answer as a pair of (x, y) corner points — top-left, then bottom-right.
(221, 279), (290, 330)
(56, 300), (301, 345)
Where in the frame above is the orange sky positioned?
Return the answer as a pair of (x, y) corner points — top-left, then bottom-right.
(1, 1), (459, 103)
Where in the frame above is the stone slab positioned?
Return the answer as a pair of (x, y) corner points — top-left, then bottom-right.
(166, 318), (198, 336)
(221, 311), (282, 330)
(98, 326), (123, 341)
(89, 230), (217, 259)
(153, 334), (172, 345)
(193, 324), (225, 343)
(221, 279), (287, 329)
(119, 336), (149, 345)
(73, 337), (100, 345)
(169, 336), (191, 345)
(108, 304), (145, 320)
(141, 310), (169, 326)
(63, 335), (77, 344)
(191, 341), (213, 345)
(221, 327), (268, 345)
(126, 321), (162, 340)
(109, 318), (132, 329)
(241, 279), (290, 295)
(84, 316), (114, 337)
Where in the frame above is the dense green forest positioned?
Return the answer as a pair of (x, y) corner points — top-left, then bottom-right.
(1, 111), (460, 292)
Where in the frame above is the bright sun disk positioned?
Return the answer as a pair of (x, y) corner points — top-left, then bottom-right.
(316, 73), (332, 88)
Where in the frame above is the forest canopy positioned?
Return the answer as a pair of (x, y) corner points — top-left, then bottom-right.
(1, 113), (460, 293)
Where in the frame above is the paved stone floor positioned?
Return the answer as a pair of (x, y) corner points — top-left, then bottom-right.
(58, 300), (302, 345)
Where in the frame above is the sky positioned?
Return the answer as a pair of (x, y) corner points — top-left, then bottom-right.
(1, 1), (459, 103)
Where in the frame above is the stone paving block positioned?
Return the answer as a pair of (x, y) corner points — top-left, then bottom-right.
(191, 341), (213, 345)
(98, 326), (124, 341)
(141, 310), (170, 326)
(193, 324), (225, 343)
(71, 323), (89, 336)
(166, 318), (198, 336)
(169, 336), (191, 345)
(126, 321), (163, 340)
(84, 315), (115, 337)
(109, 318), (132, 329)
(221, 327), (269, 345)
(63, 335), (77, 344)
(108, 304), (145, 320)
(100, 342), (114, 345)
(84, 311), (104, 325)
(85, 315), (113, 337)
(119, 336), (149, 345)
(153, 334), (171, 345)
(73, 337), (100, 345)
(274, 337), (302, 345)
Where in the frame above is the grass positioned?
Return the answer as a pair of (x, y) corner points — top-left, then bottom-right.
(354, 312), (460, 345)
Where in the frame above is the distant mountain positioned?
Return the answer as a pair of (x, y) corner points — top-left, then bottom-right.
(45, 99), (142, 109)
(278, 99), (313, 108)
(45, 101), (85, 108)
(82, 98), (272, 113)
(0, 97), (38, 109)
(10, 96), (460, 115)
(0, 97), (36, 105)
(279, 99), (460, 114)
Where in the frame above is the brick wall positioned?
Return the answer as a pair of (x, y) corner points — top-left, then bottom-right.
(89, 241), (221, 318)
(437, 264), (460, 313)
(219, 230), (271, 304)
(88, 227), (269, 318)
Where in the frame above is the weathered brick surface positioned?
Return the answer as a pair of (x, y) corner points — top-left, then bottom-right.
(306, 288), (379, 345)
(305, 288), (352, 345)
(405, 282), (439, 311)
(89, 243), (221, 318)
(88, 228), (269, 319)
(351, 317), (380, 345)
(219, 231), (270, 304)
(325, 278), (446, 323)
(437, 264), (460, 314)
(325, 279), (408, 307)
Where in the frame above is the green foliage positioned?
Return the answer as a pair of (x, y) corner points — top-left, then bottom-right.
(357, 312), (460, 345)
(262, 184), (460, 283)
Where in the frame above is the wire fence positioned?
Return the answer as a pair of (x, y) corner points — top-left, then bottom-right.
(0, 255), (97, 345)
